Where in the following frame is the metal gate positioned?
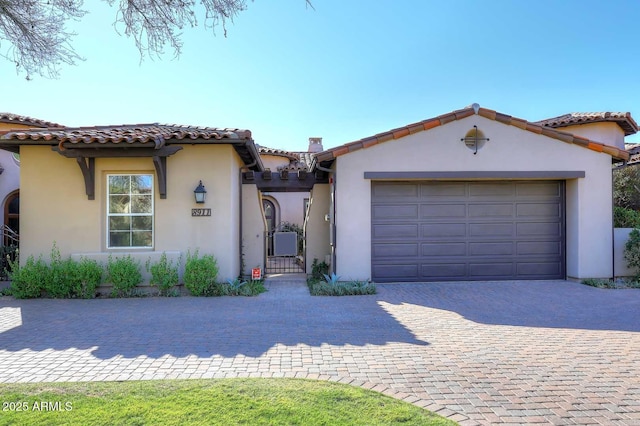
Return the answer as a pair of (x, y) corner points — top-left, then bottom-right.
(265, 230), (304, 274)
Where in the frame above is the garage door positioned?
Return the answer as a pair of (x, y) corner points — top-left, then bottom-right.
(371, 181), (565, 282)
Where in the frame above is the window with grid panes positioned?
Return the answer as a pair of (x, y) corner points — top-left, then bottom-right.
(107, 174), (153, 248)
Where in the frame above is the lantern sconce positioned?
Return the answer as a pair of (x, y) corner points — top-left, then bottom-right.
(194, 180), (207, 204)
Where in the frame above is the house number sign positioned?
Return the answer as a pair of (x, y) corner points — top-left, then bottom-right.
(191, 208), (211, 217)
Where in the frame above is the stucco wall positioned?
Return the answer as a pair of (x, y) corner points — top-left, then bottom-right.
(304, 184), (331, 273)
(260, 154), (290, 171)
(20, 144), (244, 281)
(334, 115), (615, 281)
(262, 191), (309, 227)
(242, 184), (266, 276)
(559, 122), (625, 150)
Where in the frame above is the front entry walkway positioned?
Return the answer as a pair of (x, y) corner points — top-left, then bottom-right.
(0, 280), (639, 425)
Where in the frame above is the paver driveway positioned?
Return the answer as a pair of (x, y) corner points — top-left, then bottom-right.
(0, 279), (639, 425)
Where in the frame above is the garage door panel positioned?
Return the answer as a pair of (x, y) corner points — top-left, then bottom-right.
(422, 223), (467, 238)
(517, 241), (561, 255)
(372, 204), (419, 220)
(469, 263), (514, 277)
(421, 183), (466, 197)
(516, 182), (561, 197)
(516, 222), (561, 236)
(373, 243), (419, 258)
(516, 203), (560, 217)
(469, 183), (515, 197)
(469, 223), (514, 237)
(373, 264), (418, 280)
(421, 204), (466, 218)
(372, 181), (565, 282)
(468, 242), (514, 256)
(373, 183), (419, 198)
(468, 203), (513, 217)
(422, 242), (466, 256)
(373, 224), (419, 239)
(517, 262), (562, 276)
(421, 263), (466, 277)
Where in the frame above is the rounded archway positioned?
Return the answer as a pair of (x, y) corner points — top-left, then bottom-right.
(3, 190), (19, 246)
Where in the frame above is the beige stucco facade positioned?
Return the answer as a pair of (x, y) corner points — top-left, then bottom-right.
(322, 115), (616, 281)
(304, 183), (331, 273)
(20, 144), (246, 281)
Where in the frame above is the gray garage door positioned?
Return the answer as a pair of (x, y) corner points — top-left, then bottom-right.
(371, 181), (565, 282)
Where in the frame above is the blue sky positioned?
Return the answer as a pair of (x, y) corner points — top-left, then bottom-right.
(3, 0), (640, 150)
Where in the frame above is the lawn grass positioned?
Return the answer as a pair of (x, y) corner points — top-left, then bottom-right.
(0, 378), (457, 425)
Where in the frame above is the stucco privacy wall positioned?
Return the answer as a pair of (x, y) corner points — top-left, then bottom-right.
(304, 183), (331, 273)
(242, 183), (266, 276)
(334, 115), (614, 281)
(20, 144), (243, 280)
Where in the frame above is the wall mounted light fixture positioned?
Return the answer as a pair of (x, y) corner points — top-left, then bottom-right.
(194, 180), (207, 204)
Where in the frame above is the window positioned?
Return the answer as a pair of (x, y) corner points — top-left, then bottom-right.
(107, 174), (153, 248)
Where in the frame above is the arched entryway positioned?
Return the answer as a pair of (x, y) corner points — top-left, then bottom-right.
(262, 198), (276, 256)
(3, 190), (19, 247)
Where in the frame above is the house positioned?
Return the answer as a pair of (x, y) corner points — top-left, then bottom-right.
(0, 104), (636, 285)
(304, 104), (635, 282)
(0, 123), (264, 281)
(0, 113), (63, 247)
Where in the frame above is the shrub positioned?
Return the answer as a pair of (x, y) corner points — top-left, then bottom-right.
(614, 206), (640, 228)
(74, 257), (103, 299)
(44, 244), (75, 298)
(614, 166), (640, 210)
(183, 250), (219, 296)
(0, 244), (18, 281)
(8, 254), (47, 299)
(624, 228), (640, 278)
(146, 252), (180, 296)
(107, 254), (142, 297)
(310, 258), (329, 281)
(307, 279), (376, 296)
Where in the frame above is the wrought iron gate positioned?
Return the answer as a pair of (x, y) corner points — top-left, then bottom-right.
(265, 230), (304, 274)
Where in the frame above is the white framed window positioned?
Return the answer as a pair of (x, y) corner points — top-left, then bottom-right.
(107, 174), (154, 249)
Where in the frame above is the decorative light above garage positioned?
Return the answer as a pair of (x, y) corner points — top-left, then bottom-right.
(461, 125), (489, 155)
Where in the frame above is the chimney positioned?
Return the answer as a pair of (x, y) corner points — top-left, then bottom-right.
(308, 137), (323, 153)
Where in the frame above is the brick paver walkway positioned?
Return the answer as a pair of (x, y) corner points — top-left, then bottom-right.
(0, 278), (639, 425)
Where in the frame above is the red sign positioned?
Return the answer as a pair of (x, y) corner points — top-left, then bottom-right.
(251, 268), (262, 280)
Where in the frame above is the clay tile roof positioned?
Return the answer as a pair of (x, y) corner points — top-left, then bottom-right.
(0, 123), (252, 147)
(312, 104), (630, 167)
(0, 112), (63, 128)
(625, 143), (640, 164)
(256, 145), (299, 160)
(535, 112), (638, 136)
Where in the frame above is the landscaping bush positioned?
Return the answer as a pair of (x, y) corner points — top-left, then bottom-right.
(0, 244), (18, 281)
(73, 257), (103, 299)
(614, 206), (640, 228)
(183, 250), (219, 296)
(614, 166), (640, 210)
(624, 228), (640, 279)
(44, 244), (76, 298)
(107, 254), (142, 297)
(310, 258), (329, 281)
(225, 278), (266, 296)
(146, 252), (180, 296)
(8, 254), (47, 299)
(307, 279), (376, 296)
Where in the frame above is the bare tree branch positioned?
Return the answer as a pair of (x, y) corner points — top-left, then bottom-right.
(0, 1), (313, 79)
(0, 0), (85, 79)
